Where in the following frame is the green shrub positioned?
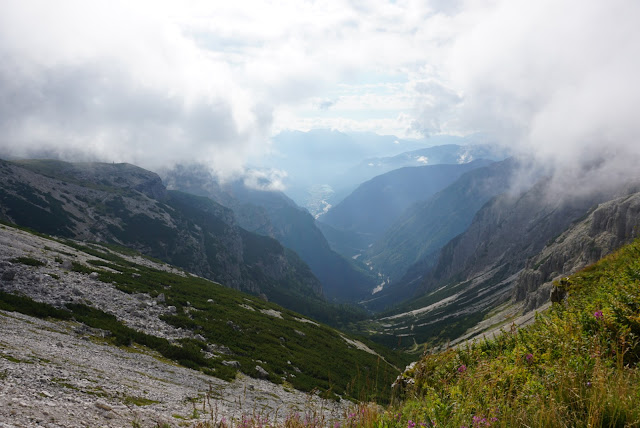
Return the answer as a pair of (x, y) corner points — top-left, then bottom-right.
(10, 256), (46, 267)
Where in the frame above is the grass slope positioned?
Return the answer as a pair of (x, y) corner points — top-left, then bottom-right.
(366, 237), (640, 427)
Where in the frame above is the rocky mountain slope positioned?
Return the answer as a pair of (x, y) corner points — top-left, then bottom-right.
(335, 143), (509, 198)
(514, 187), (640, 312)
(364, 158), (521, 297)
(362, 175), (639, 349)
(0, 223), (403, 426)
(0, 159), (327, 317)
(319, 160), (493, 258)
(162, 165), (375, 301)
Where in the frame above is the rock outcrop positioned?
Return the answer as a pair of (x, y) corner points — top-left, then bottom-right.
(514, 190), (640, 311)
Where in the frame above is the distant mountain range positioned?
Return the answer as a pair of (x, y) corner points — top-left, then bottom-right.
(257, 129), (507, 215)
(331, 143), (511, 203)
(4, 145), (640, 357)
(319, 159), (494, 258)
(362, 158), (524, 310)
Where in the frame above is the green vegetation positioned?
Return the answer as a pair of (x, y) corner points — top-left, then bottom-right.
(0, 229), (408, 403)
(123, 395), (160, 406)
(0, 291), (73, 320)
(0, 186), (75, 237)
(360, 237), (640, 427)
(207, 237), (640, 427)
(10, 256), (46, 267)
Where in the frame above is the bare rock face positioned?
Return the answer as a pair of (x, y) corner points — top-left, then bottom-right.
(514, 190), (640, 312)
(0, 261), (16, 281)
(417, 177), (610, 299)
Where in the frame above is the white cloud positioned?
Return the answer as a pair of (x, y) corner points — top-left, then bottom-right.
(435, 0), (640, 168)
(0, 0), (444, 175)
(242, 168), (288, 192)
(0, 0), (637, 188)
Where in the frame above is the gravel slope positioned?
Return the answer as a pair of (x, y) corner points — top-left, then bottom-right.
(0, 224), (348, 427)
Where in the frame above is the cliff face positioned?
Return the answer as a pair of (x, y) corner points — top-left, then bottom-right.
(365, 175), (635, 348)
(0, 159), (323, 307)
(162, 164), (375, 301)
(514, 189), (640, 311)
(417, 177), (608, 297)
(368, 159), (520, 282)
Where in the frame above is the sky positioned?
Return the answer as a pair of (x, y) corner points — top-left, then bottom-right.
(0, 0), (639, 182)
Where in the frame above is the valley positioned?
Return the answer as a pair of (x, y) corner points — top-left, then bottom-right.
(2, 142), (640, 426)
(1, 2), (638, 425)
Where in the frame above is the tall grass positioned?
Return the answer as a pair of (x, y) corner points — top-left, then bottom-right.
(133, 240), (639, 427)
(376, 238), (640, 427)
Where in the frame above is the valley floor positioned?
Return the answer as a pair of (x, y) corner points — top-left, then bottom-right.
(0, 310), (348, 428)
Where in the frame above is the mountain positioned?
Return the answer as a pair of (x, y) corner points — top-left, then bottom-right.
(363, 174), (637, 349)
(319, 159), (494, 258)
(332, 143), (510, 202)
(361, 158), (523, 310)
(255, 129), (429, 212)
(0, 222), (405, 425)
(514, 187), (640, 312)
(0, 159), (334, 319)
(162, 165), (376, 301)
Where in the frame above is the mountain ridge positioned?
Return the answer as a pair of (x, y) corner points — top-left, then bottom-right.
(320, 159), (494, 258)
(359, 173), (640, 349)
(365, 157), (522, 293)
(162, 164), (376, 301)
(0, 159), (334, 319)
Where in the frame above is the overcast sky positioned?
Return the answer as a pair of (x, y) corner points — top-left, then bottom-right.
(0, 0), (639, 180)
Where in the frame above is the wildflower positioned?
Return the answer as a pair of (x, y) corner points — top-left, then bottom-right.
(594, 310), (603, 319)
(525, 353), (533, 363)
(408, 420), (416, 428)
(458, 364), (467, 373)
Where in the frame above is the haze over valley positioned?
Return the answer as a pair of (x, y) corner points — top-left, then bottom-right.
(1, 1), (640, 426)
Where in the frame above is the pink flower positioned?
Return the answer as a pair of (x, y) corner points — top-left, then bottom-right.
(594, 310), (603, 319)
(458, 364), (467, 373)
